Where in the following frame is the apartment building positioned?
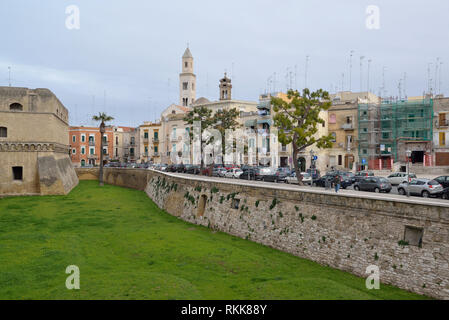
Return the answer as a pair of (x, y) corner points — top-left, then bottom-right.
(112, 126), (140, 163)
(432, 96), (449, 166)
(69, 126), (114, 167)
(139, 122), (161, 164)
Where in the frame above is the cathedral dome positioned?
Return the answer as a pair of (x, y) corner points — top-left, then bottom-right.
(193, 97), (210, 105)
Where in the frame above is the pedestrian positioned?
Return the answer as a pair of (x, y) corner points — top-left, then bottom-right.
(334, 174), (341, 193)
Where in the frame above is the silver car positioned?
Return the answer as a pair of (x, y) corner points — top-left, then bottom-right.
(397, 179), (443, 198)
(387, 172), (417, 186)
(286, 172), (312, 185)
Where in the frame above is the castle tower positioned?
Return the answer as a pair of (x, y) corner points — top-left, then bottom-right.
(179, 47), (196, 106)
(219, 72), (232, 101)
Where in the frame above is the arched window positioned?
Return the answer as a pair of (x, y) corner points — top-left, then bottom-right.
(9, 103), (23, 111)
(0, 127), (6, 137)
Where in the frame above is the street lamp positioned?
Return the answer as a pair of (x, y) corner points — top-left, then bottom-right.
(99, 122), (106, 186)
(310, 150), (315, 187)
(406, 150), (412, 198)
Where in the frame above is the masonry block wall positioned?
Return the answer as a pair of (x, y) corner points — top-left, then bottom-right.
(76, 168), (449, 299)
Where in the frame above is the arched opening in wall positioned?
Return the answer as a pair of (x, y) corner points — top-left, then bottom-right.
(9, 103), (23, 111)
(197, 194), (207, 217)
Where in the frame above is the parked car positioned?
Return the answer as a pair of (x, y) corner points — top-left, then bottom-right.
(354, 177), (392, 193)
(258, 167), (276, 180)
(306, 168), (321, 180)
(313, 174), (352, 189)
(328, 170), (355, 185)
(185, 164), (200, 175)
(434, 176), (449, 189)
(262, 167), (291, 183)
(387, 172), (417, 186)
(224, 168), (243, 179)
(440, 187), (449, 200)
(239, 168), (260, 180)
(355, 171), (374, 182)
(286, 172), (312, 185)
(397, 179), (444, 198)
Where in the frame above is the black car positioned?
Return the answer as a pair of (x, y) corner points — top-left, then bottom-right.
(441, 187), (449, 200)
(166, 164), (177, 172)
(353, 177), (392, 193)
(262, 167), (291, 183)
(434, 176), (449, 189)
(185, 164), (200, 175)
(239, 168), (260, 180)
(313, 174), (352, 189)
(174, 164), (186, 173)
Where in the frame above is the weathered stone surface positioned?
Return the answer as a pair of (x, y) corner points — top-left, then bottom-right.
(76, 168), (449, 299)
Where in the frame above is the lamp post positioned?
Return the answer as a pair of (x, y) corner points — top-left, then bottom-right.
(310, 150), (315, 187)
(406, 149), (412, 198)
(99, 122), (105, 186)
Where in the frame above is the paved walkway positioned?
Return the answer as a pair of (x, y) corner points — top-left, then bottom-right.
(160, 171), (449, 208)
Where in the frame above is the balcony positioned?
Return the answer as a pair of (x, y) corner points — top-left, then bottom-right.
(436, 119), (448, 128)
(143, 137), (149, 143)
(102, 141), (109, 146)
(88, 141), (95, 146)
(130, 141), (136, 146)
(88, 154), (98, 159)
(153, 137), (159, 143)
(170, 135), (178, 142)
(153, 152), (160, 157)
(341, 123), (354, 130)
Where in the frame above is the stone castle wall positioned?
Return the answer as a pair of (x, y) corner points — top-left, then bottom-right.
(76, 168), (449, 299)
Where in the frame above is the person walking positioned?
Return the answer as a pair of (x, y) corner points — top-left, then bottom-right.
(334, 174), (341, 193)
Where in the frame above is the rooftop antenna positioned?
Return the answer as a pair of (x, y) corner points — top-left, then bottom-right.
(8, 66), (11, 87)
(435, 58), (440, 95)
(403, 72), (407, 98)
(439, 61), (443, 95)
(427, 63), (433, 95)
(398, 78), (402, 100)
(231, 62), (235, 97)
(103, 90), (107, 112)
(294, 65), (297, 90)
(360, 56), (365, 92)
(341, 73), (345, 92)
(349, 50), (354, 91)
(289, 69), (293, 90)
(367, 59), (372, 93)
(304, 55), (310, 89)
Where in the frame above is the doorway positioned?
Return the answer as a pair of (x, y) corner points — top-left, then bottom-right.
(411, 151), (424, 164)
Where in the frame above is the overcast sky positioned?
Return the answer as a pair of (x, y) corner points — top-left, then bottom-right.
(1, 0), (448, 127)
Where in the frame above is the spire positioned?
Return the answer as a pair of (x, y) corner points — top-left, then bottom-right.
(183, 47), (193, 59)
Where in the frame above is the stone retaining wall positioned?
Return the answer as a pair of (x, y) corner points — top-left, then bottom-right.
(76, 168), (449, 299)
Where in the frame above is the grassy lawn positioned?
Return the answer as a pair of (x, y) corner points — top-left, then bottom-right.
(0, 181), (428, 300)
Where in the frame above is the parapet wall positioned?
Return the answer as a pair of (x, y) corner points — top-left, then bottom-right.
(76, 168), (449, 299)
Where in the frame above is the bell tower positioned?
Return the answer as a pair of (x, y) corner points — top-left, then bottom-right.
(219, 72), (232, 101)
(179, 47), (196, 106)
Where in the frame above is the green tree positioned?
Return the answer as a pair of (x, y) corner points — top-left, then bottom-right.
(272, 89), (333, 185)
(92, 112), (114, 186)
(213, 108), (241, 159)
(183, 106), (215, 172)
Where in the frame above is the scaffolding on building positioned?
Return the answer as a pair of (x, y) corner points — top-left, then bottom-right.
(357, 99), (433, 170)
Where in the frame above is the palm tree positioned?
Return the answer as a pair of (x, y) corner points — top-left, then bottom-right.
(92, 112), (114, 186)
